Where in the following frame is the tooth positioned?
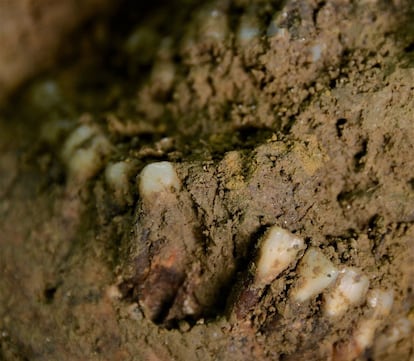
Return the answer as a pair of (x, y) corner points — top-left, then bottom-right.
(255, 226), (305, 287)
(61, 124), (96, 161)
(367, 288), (394, 317)
(139, 161), (181, 199)
(323, 267), (369, 318)
(105, 161), (134, 203)
(290, 248), (339, 303)
(333, 288), (395, 361)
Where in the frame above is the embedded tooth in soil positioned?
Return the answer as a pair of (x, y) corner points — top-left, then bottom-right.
(199, 6), (228, 42)
(237, 14), (260, 46)
(376, 317), (412, 351)
(357, 289), (394, 347)
(367, 288), (394, 317)
(255, 226), (306, 287)
(323, 267), (369, 318)
(333, 288), (395, 361)
(61, 124), (96, 160)
(266, 16), (286, 38)
(105, 161), (134, 203)
(139, 161), (181, 198)
(61, 124), (111, 181)
(290, 248), (339, 303)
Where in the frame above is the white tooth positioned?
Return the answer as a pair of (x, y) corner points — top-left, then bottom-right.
(139, 161), (180, 198)
(354, 318), (381, 351)
(237, 15), (260, 46)
(291, 248), (339, 303)
(65, 135), (111, 181)
(367, 288), (394, 317)
(61, 124), (96, 161)
(105, 161), (133, 201)
(255, 226), (305, 287)
(200, 8), (228, 41)
(376, 317), (412, 351)
(324, 267), (369, 318)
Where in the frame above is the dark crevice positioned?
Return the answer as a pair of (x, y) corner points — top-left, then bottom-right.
(335, 118), (347, 138)
(354, 139), (368, 172)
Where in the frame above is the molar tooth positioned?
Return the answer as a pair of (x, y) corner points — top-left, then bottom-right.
(255, 226), (305, 287)
(139, 161), (181, 198)
(290, 248), (339, 303)
(324, 267), (369, 318)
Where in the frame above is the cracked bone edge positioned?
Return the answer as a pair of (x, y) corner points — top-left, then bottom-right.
(139, 161), (181, 198)
(290, 248), (339, 303)
(324, 267), (370, 318)
(255, 226), (306, 287)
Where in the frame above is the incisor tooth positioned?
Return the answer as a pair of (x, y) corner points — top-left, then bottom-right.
(139, 161), (181, 198)
(324, 267), (369, 318)
(291, 248), (339, 303)
(255, 226), (305, 287)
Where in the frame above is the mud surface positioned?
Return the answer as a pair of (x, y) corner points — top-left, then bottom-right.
(0, 0), (115, 103)
(1, 1), (414, 360)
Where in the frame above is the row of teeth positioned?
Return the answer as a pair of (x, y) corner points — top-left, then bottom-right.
(186, 6), (289, 46)
(59, 125), (402, 357)
(136, 160), (398, 358)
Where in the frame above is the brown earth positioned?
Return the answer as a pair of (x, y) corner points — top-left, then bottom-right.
(1, 0), (414, 360)
(0, 0), (116, 104)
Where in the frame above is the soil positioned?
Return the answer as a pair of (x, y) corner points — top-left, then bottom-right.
(0, 0), (114, 104)
(1, 0), (414, 360)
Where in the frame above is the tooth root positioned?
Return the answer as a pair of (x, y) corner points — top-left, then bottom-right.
(323, 267), (370, 318)
(290, 248), (339, 303)
(255, 226), (306, 287)
(139, 161), (181, 199)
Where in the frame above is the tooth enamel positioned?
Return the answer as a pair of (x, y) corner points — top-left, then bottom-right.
(367, 288), (394, 317)
(376, 317), (412, 349)
(65, 134), (111, 181)
(255, 226), (305, 287)
(324, 267), (369, 318)
(61, 122), (112, 182)
(61, 124), (96, 162)
(334, 287), (396, 360)
(139, 161), (181, 198)
(105, 161), (133, 201)
(291, 248), (339, 303)
(354, 318), (381, 352)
